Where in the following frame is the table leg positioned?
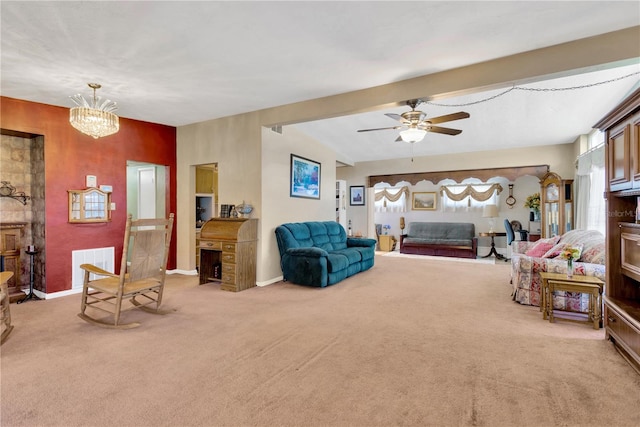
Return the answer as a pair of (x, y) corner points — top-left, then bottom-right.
(593, 290), (601, 330)
(548, 283), (555, 323)
(542, 279), (547, 319)
(481, 236), (507, 260)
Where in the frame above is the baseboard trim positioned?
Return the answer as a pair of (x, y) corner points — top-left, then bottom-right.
(167, 269), (197, 276)
(257, 276), (283, 287)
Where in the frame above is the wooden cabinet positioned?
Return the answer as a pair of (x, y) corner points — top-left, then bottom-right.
(198, 218), (257, 292)
(379, 235), (396, 252)
(68, 188), (111, 223)
(596, 87), (640, 374)
(540, 172), (573, 238)
(604, 103), (640, 192)
(195, 165), (215, 194)
(1, 223), (25, 302)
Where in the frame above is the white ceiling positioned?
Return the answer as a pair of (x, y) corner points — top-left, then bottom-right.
(1, 1), (639, 163)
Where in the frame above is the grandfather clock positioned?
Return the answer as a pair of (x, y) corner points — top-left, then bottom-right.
(540, 172), (573, 238)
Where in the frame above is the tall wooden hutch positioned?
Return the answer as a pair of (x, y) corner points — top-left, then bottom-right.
(539, 172), (573, 238)
(596, 87), (640, 374)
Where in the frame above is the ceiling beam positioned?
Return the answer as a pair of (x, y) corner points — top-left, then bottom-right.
(260, 26), (640, 127)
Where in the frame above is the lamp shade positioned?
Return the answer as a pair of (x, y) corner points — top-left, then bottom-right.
(399, 128), (427, 143)
(482, 204), (499, 218)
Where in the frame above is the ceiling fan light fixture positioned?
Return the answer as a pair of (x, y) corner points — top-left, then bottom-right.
(399, 128), (427, 143)
(69, 83), (119, 139)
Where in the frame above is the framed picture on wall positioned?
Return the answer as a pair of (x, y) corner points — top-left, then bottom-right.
(290, 154), (321, 199)
(350, 185), (365, 206)
(412, 192), (437, 210)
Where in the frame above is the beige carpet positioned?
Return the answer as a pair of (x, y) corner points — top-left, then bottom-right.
(1, 255), (639, 427)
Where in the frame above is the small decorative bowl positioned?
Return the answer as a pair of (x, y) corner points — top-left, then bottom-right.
(235, 203), (253, 217)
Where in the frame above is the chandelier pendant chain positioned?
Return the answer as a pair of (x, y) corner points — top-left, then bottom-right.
(425, 71), (640, 108)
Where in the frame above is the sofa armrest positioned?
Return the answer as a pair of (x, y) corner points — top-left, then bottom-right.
(347, 238), (377, 248)
(512, 241), (534, 254)
(286, 247), (328, 258)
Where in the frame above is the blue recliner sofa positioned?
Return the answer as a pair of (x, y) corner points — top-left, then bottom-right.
(275, 221), (376, 287)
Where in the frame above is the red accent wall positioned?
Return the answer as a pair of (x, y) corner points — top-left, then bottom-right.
(1, 96), (177, 294)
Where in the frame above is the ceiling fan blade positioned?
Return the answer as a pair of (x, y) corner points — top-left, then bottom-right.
(426, 125), (462, 135)
(425, 112), (470, 124)
(384, 113), (408, 123)
(357, 126), (403, 133)
(395, 136), (403, 142)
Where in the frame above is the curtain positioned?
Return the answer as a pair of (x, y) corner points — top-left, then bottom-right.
(440, 183), (503, 201)
(575, 145), (605, 235)
(374, 186), (409, 212)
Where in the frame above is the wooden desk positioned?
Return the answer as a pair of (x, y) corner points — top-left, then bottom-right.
(540, 272), (604, 329)
(478, 232), (507, 261)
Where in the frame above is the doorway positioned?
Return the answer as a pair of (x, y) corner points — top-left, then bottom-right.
(126, 161), (167, 219)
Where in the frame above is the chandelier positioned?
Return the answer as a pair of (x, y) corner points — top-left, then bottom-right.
(69, 83), (119, 139)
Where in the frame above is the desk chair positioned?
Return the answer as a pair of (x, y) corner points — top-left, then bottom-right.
(504, 219), (529, 261)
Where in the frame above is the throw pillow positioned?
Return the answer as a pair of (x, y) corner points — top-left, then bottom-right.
(542, 242), (568, 258)
(580, 242), (605, 264)
(542, 242), (583, 259)
(524, 236), (561, 257)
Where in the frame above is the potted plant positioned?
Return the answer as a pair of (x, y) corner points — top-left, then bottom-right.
(524, 192), (541, 221)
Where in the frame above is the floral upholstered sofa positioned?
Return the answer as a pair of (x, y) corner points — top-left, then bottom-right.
(510, 229), (605, 313)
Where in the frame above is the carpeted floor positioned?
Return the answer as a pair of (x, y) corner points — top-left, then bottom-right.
(1, 254), (639, 427)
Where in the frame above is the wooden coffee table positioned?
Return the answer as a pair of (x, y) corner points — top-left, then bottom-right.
(539, 271), (604, 329)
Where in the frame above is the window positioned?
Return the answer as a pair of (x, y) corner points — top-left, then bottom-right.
(374, 186), (409, 213)
(440, 182), (502, 212)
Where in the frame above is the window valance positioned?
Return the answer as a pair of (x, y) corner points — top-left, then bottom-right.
(439, 183), (503, 202)
(374, 186), (409, 202)
(374, 186), (409, 212)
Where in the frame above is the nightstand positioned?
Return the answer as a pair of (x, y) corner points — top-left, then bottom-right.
(379, 235), (396, 252)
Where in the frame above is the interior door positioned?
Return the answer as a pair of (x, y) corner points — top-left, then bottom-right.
(138, 167), (156, 219)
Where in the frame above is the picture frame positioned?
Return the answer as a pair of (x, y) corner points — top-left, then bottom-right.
(412, 192), (437, 210)
(290, 154), (321, 199)
(350, 185), (365, 206)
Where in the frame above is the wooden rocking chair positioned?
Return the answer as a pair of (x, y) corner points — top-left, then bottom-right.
(1, 271), (14, 344)
(78, 213), (174, 329)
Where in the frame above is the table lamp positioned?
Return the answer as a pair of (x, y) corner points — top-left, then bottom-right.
(482, 204), (499, 233)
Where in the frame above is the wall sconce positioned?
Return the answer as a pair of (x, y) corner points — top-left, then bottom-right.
(0, 181), (31, 205)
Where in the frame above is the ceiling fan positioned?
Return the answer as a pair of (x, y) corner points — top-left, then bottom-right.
(357, 99), (470, 143)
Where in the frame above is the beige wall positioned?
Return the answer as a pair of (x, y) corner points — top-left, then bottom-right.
(176, 112), (263, 274)
(261, 126), (337, 282)
(176, 28), (638, 285)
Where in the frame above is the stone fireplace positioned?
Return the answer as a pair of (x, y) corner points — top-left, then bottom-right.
(0, 132), (45, 301)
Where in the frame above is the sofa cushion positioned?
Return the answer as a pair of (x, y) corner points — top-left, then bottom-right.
(524, 236), (560, 257)
(404, 237), (473, 247)
(278, 222), (347, 253)
(407, 222), (474, 240)
(541, 229), (604, 263)
(541, 242), (569, 258)
(326, 253), (349, 273)
(580, 241), (605, 264)
(331, 248), (362, 264)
